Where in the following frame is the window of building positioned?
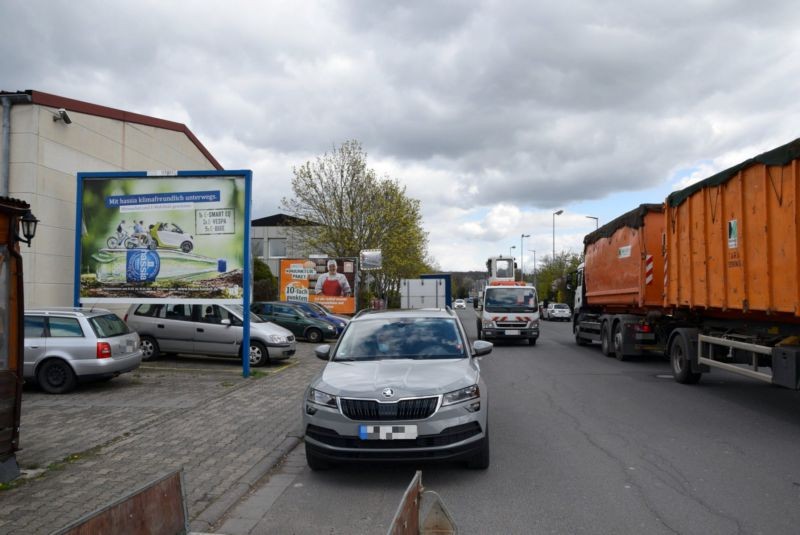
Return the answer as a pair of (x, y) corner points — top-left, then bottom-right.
(268, 238), (287, 258)
(251, 238), (264, 258)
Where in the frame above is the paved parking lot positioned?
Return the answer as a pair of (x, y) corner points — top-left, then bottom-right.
(0, 344), (325, 534)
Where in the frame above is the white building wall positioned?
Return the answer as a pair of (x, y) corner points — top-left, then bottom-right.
(6, 104), (217, 308)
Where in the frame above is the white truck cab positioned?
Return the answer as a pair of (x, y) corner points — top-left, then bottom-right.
(474, 256), (540, 345)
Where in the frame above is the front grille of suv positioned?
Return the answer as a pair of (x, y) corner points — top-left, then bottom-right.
(339, 397), (439, 421)
(306, 421), (481, 449)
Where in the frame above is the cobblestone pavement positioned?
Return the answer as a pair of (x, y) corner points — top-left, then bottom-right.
(0, 344), (325, 534)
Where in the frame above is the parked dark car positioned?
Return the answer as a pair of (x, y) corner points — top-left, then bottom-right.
(251, 301), (338, 343)
(291, 302), (349, 336)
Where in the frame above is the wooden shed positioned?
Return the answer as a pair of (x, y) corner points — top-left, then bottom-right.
(0, 196), (33, 483)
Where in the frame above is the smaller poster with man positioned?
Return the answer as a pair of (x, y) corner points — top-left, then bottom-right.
(280, 258), (356, 314)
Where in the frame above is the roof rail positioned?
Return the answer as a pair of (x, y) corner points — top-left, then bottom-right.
(353, 308), (373, 319)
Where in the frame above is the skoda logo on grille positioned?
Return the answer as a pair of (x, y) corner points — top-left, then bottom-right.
(381, 388), (394, 398)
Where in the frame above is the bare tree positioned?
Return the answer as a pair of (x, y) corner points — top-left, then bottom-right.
(281, 140), (430, 307)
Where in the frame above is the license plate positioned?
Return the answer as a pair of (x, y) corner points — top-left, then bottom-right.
(505, 330), (520, 335)
(359, 424), (418, 440)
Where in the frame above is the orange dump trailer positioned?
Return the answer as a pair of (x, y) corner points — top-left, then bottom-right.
(574, 137), (800, 389)
(583, 204), (664, 310)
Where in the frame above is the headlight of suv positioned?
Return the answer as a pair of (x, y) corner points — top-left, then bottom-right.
(266, 334), (288, 344)
(442, 384), (480, 406)
(482, 320), (494, 328)
(307, 388), (338, 408)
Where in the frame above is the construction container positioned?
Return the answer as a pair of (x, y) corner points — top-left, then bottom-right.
(583, 204), (665, 310)
(665, 138), (800, 319)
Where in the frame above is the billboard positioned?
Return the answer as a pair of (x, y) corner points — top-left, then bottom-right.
(279, 258), (356, 314)
(75, 171), (251, 304)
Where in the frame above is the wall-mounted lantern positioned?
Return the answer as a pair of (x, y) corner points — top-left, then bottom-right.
(15, 210), (39, 247)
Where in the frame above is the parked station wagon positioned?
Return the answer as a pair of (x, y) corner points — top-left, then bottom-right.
(24, 308), (142, 394)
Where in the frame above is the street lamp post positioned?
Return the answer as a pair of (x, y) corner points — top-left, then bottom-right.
(529, 249), (536, 286)
(520, 233), (530, 281)
(552, 210), (563, 261)
(509, 245), (516, 259)
(586, 215), (598, 229)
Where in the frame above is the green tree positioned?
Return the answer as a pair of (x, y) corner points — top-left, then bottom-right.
(535, 251), (583, 304)
(252, 258), (278, 301)
(281, 140), (430, 309)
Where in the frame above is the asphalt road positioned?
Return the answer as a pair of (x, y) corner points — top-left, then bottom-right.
(219, 310), (800, 535)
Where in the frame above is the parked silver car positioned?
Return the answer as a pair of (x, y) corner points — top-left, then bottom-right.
(24, 308), (142, 394)
(303, 308), (493, 470)
(125, 303), (295, 366)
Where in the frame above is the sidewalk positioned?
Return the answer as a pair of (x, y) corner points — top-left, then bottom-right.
(0, 344), (324, 534)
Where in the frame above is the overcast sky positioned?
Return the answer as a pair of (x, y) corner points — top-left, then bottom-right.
(4, 0), (800, 271)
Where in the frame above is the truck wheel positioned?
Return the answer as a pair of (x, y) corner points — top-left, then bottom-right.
(670, 335), (702, 384)
(528, 337), (537, 346)
(613, 322), (627, 361)
(600, 322), (613, 357)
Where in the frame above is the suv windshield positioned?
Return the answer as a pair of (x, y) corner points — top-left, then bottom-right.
(484, 287), (538, 313)
(554, 304), (569, 309)
(334, 318), (466, 361)
(89, 314), (130, 337)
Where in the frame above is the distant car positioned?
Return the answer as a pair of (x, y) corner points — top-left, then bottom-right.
(24, 308), (142, 394)
(291, 301), (349, 336)
(251, 301), (338, 343)
(544, 303), (572, 321)
(148, 222), (195, 253)
(453, 299), (466, 309)
(303, 308), (493, 470)
(125, 303), (295, 366)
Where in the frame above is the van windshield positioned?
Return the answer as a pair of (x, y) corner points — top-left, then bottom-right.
(227, 305), (264, 323)
(484, 288), (538, 313)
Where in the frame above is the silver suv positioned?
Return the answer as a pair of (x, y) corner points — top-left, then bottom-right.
(303, 308), (493, 470)
(24, 308), (142, 394)
(125, 303), (295, 367)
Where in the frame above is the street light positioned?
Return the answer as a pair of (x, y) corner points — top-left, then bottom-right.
(552, 210), (563, 261)
(509, 245), (516, 259)
(529, 249), (536, 286)
(586, 215), (598, 229)
(520, 234), (530, 281)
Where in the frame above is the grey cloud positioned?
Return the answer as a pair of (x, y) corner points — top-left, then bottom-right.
(3, 0), (800, 215)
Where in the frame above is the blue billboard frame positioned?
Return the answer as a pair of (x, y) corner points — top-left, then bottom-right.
(74, 169), (254, 377)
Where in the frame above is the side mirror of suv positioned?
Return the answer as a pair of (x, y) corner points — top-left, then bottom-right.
(220, 318), (231, 326)
(472, 340), (493, 357)
(314, 344), (331, 361)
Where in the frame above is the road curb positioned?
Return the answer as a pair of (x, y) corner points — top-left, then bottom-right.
(189, 435), (302, 532)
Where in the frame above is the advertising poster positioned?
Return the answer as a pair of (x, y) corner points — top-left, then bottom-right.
(280, 258), (356, 314)
(76, 172), (249, 303)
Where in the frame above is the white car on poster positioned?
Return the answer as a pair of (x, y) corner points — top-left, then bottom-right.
(148, 222), (195, 253)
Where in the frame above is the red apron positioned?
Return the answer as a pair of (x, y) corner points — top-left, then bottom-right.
(322, 277), (342, 296)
